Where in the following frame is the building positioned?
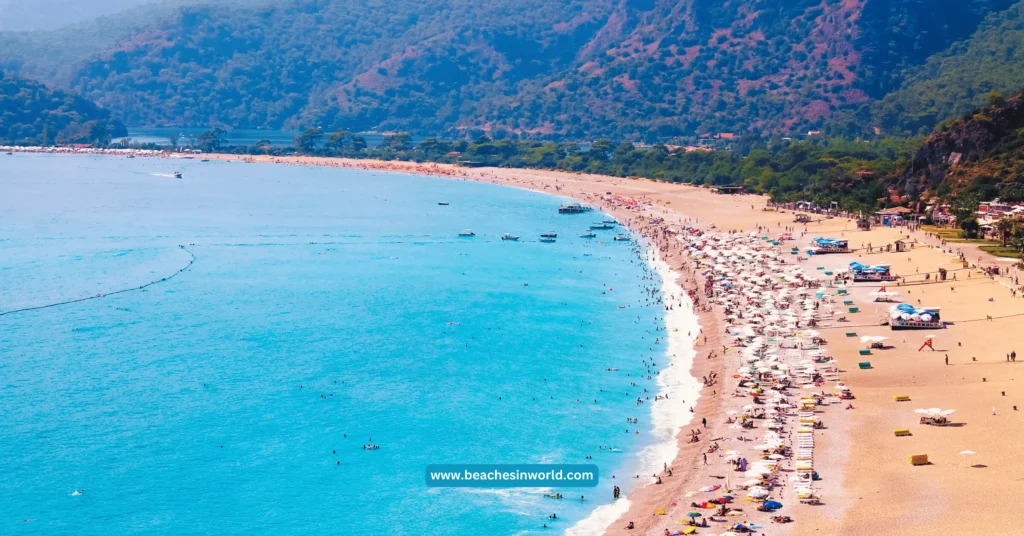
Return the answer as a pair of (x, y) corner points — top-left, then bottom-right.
(875, 207), (914, 226)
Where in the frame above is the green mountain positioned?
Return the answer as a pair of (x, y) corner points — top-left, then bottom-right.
(869, 2), (1024, 137)
(893, 92), (1024, 202)
(2, 0), (1023, 139)
(0, 71), (127, 145)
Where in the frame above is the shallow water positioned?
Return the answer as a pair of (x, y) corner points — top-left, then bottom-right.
(0, 154), (673, 535)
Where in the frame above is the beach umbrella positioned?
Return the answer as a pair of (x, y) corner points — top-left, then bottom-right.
(687, 512), (702, 518)
(747, 487), (770, 499)
(762, 500), (783, 510)
(698, 485), (720, 493)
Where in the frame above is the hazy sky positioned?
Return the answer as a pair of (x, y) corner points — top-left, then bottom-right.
(0, 0), (157, 31)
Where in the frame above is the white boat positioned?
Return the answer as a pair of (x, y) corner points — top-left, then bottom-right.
(591, 223), (614, 230)
(173, 171), (183, 179)
(558, 203), (588, 214)
(579, 232), (597, 238)
(457, 229), (476, 237)
(501, 233), (520, 241)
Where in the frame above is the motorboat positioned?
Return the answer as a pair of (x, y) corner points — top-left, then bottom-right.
(501, 233), (520, 241)
(457, 229), (476, 237)
(438, 202), (449, 206)
(579, 232), (597, 238)
(540, 232), (557, 238)
(173, 171), (183, 179)
(558, 203), (588, 214)
(613, 236), (631, 241)
(539, 237), (556, 243)
(590, 223), (614, 230)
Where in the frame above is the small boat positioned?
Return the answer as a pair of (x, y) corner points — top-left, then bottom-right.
(501, 233), (520, 241)
(539, 237), (556, 243)
(457, 229), (476, 237)
(201, 159), (210, 162)
(438, 202), (449, 206)
(5, 152), (13, 155)
(602, 219), (618, 225)
(127, 155), (135, 159)
(540, 232), (557, 238)
(558, 203), (588, 214)
(590, 223), (614, 230)
(173, 172), (183, 179)
(613, 236), (631, 241)
(579, 232), (597, 238)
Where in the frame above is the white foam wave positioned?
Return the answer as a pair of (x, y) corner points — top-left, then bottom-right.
(567, 245), (702, 535)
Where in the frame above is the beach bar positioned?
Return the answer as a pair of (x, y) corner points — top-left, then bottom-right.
(808, 237), (849, 254)
(888, 304), (944, 330)
(849, 262), (897, 282)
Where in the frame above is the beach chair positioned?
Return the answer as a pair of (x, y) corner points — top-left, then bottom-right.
(893, 429), (911, 437)
(845, 332), (857, 337)
(909, 454), (929, 466)
(858, 349), (872, 356)
(893, 395), (911, 402)
(848, 307), (860, 313)
(843, 300), (854, 306)
(858, 361), (872, 369)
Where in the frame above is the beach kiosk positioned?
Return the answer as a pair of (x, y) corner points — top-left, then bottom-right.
(809, 238), (850, 254)
(849, 262), (897, 282)
(888, 304), (944, 330)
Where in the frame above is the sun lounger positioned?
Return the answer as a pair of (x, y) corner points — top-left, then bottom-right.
(848, 307), (860, 313)
(858, 361), (872, 369)
(893, 428), (911, 437)
(845, 332), (857, 337)
(909, 454), (929, 465)
(858, 349), (872, 355)
(893, 395), (910, 402)
(843, 300), (854, 305)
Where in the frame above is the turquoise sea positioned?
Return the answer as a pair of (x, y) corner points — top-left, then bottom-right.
(0, 154), (669, 535)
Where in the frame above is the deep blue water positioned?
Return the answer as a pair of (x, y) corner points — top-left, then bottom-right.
(0, 154), (664, 535)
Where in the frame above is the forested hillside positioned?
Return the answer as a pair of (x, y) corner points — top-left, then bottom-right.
(1, 0), (1023, 140)
(0, 71), (127, 145)
(893, 92), (1024, 201)
(868, 2), (1024, 136)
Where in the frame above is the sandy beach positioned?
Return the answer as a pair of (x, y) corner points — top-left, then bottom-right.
(12, 148), (1024, 535)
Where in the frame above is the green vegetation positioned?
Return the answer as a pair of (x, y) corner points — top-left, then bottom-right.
(2, 0), (1020, 139)
(0, 71), (126, 145)
(869, 2), (1024, 136)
